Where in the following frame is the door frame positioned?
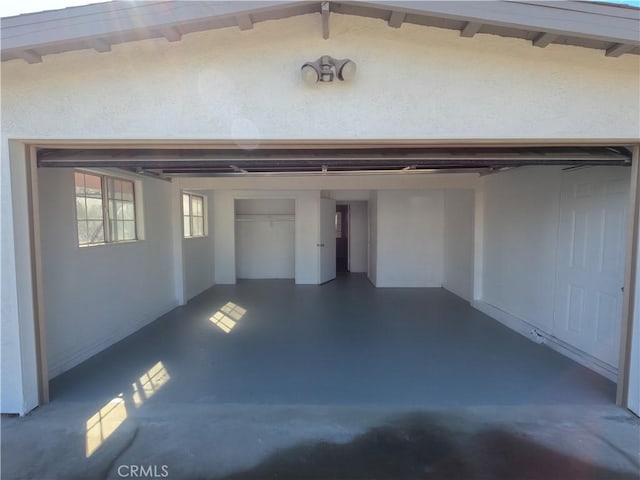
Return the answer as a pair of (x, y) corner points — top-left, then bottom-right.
(335, 203), (349, 273)
(618, 145), (640, 413)
(318, 197), (337, 284)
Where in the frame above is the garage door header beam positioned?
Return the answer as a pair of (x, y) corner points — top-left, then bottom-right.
(36, 146), (632, 175)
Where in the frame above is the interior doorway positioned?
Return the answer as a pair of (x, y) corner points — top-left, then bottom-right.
(336, 204), (349, 273)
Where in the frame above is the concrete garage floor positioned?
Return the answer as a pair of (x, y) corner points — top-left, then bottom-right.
(2, 275), (639, 479)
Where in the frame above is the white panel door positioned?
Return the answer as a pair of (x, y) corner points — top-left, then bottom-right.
(319, 198), (337, 284)
(554, 167), (629, 367)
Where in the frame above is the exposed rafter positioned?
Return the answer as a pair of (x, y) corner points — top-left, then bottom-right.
(20, 49), (42, 64)
(2, 1), (638, 63)
(160, 26), (182, 42)
(236, 14), (253, 31)
(388, 11), (406, 28)
(321, 1), (330, 40)
(90, 38), (111, 53)
(460, 22), (482, 38)
(532, 32), (557, 48)
(606, 43), (635, 57)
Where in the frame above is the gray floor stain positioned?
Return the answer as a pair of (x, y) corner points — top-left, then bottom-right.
(218, 414), (638, 480)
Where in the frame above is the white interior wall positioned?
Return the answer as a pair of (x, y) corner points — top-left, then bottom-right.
(443, 190), (475, 301)
(368, 192), (378, 286)
(236, 199), (295, 215)
(183, 190), (215, 301)
(37, 168), (177, 378)
(375, 190), (444, 287)
(213, 191), (235, 284)
(348, 202), (368, 273)
(235, 199), (295, 279)
(479, 167), (563, 333)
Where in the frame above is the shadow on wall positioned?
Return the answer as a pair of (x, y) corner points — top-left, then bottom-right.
(217, 413), (639, 480)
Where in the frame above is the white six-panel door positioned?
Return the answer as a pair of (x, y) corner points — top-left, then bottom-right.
(554, 167), (629, 367)
(319, 198), (337, 284)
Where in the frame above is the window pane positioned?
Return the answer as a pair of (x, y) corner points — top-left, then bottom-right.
(183, 216), (191, 237)
(86, 197), (103, 220)
(123, 221), (136, 240)
(74, 172), (86, 195)
(117, 220), (125, 241)
(76, 198), (87, 220)
(84, 174), (102, 198)
(183, 194), (190, 216)
(122, 202), (135, 220)
(115, 200), (124, 219)
(193, 217), (204, 236)
(87, 220), (105, 244)
(77, 221), (88, 245)
(122, 181), (134, 202)
(192, 196), (202, 216)
(115, 180), (123, 201)
(107, 178), (122, 201)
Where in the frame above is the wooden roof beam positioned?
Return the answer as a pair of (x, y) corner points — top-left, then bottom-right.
(532, 32), (558, 48)
(90, 38), (111, 53)
(20, 49), (42, 64)
(388, 11), (406, 28)
(160, 26), (182, 42)
(606, 43), (635, 57)
(236, 14), (253, 31)
(460, 22), (482, 38)
(322, 1), (330, 39)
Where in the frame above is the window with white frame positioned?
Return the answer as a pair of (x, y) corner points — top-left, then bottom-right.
(74, 171), (138, 246)
(183, 193), (205, 238)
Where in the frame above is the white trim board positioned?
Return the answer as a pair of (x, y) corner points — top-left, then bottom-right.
(472, 300), (618, 382)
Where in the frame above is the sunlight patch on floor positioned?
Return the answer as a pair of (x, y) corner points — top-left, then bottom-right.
(209, 301), (247, 333)
(85, 395), (127, 457)
(132, 361), (171, 407)
(86, 362), (171, 457)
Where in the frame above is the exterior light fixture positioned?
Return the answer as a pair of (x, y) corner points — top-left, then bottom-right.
(301, 55), (356, 84)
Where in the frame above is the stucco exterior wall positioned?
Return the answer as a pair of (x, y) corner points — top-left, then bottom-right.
(1, 13), (639, 140)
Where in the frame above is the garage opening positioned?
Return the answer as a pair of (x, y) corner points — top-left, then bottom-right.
(27, 142), (635, 411)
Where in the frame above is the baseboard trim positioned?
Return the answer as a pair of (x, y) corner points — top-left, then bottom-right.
(48, 302), (178, 378)
(472, 300), (618, 382)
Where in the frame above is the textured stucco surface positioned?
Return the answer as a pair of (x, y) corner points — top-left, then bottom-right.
(1, 13), (639, 140)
